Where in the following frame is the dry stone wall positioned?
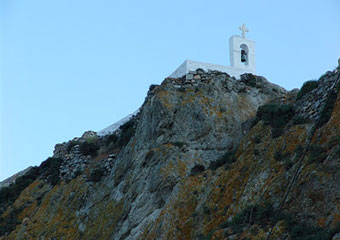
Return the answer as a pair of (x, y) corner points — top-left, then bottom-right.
(294, 70), (340, 121)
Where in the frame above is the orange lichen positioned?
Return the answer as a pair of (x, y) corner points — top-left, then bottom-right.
(317, 91), (340, 145)
(4, 78), (340, 240)
(4, 177), (94, 240)
(160, 157), (188, 181)
(156, 89), (174, 110)
(318, 217), (327, 227)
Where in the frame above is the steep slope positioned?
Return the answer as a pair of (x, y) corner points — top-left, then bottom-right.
(0, 167), (33, 189)
(1, 67), (340, 240)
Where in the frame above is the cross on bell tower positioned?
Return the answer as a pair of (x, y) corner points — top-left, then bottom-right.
(239, 24), (248, 38)
(229, 24), (256, 73)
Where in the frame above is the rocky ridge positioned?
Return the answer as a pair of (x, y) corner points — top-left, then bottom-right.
(0, 167), (33, 189)
(1, 65), (340, 240)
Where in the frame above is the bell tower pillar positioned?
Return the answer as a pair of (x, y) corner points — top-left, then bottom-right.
(229, 24), (256, 74)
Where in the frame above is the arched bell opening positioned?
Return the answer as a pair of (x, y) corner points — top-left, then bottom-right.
(240, 44), (249, 65)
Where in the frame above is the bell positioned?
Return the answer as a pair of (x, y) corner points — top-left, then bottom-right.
(241, 50), (247, 63)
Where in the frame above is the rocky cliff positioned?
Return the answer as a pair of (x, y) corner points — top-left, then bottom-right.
(1, 66), (340, 240)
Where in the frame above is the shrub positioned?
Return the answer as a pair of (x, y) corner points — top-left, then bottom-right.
(221, 203), (332, 239)
(328, 136), (340, 149)
(209, 151), (236, 171)
(66, 140), (78, 153)
(292, 115), (309, 125)
(241, 74), (258, 88)
(253, 149), (260, 156)
(295, 145), (304, 158)
(190, 164), (205, 176)
(256, 104), (294, 127)
(178, 87), (186, 93)
(315, 83), (340, 129)
(221, 203), (278, 234)
(0, 187), (11, 207)
(335, 147), (340, 158)
(79, 140), (99, 157)
(197, 231), (215, 240)
(106, 134), (118, 145)
(171, 142), (185, 148)
(149, 84), (158, 92)
(89, 168), (106, 182)
(255, 103), (294, 138)
(284, 218), (331, 240)
(330, 221), (340, 237)
(284, 159), (294, 170)
(274, 151), (292, 170)
(0, 208), (21, 236)
(0, 167), (39, 215)
(15, 167), (39, 190)
(39, 157), (62, 185)
(254, 135), (261, 144)
(297, 80), (319, 100)
(274, 151), (284, 161)
(39, 157), (59, 173)
(309, 145), (327, 164)
(0, 158), (63, 235)
(73, 169), (82, 179)
(0, 168), (40, 234)
(271, 128), (284, 138)
(117, 118), (136, 147)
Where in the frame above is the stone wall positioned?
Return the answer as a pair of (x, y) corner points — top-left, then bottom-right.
(166, 68), (286, 96)
(294, 70), (340, 121)
(168, 60), (256, 79)
(53, 131), (116, 181)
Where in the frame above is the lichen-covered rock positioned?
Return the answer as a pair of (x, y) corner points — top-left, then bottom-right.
(1, 68), (340, 240)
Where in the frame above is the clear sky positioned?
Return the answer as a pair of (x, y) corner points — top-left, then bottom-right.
(1, 0), (339, 181)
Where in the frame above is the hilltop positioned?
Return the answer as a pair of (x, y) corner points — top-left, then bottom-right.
(1, 65), (340, 240)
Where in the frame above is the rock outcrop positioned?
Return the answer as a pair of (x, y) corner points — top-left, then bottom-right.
(1, 67), (340, 240)
(0, 167), (33, 189)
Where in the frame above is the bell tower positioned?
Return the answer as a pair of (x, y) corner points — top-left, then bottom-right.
(229, 24), (256, 73)
(169, 24), (257, 79)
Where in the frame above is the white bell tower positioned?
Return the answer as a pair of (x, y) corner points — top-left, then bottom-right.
(169, 24), (257, 79)
(229, 24), (256, 74)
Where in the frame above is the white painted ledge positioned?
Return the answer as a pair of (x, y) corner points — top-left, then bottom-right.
(168, 60), (256, 79)
(97, 109), (140, 137)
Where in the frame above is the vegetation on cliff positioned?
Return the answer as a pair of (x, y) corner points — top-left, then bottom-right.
(1, 67), (340, 240)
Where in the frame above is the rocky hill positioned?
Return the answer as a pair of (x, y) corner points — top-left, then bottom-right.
(1, 65), (340, 240)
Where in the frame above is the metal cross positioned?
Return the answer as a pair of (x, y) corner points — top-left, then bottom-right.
(239, 24), (249, 38)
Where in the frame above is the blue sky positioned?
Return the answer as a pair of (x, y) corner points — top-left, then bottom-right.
(1, 0), (340, 181)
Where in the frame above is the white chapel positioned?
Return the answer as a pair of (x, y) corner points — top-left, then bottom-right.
(169, 24), (256, 79)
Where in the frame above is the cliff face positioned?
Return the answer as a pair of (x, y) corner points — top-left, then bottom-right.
(1, 67), (340, 240)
